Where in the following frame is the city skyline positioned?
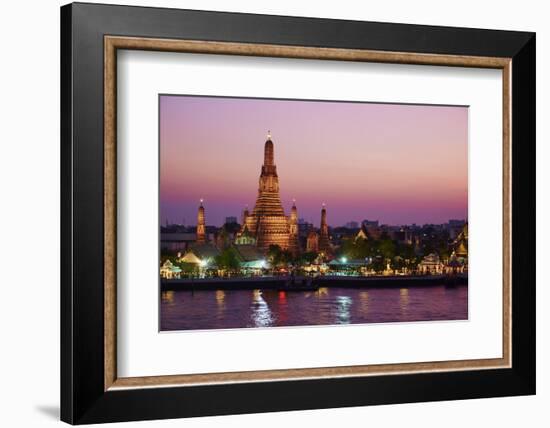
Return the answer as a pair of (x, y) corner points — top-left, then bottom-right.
(161, 208), (466, 229)
(160, 95), (468, 227)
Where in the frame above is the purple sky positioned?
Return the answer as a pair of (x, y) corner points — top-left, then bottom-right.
(160, 95), (468, 227)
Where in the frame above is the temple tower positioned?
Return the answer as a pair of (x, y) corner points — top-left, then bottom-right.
(241, 206), (249, 226)
(306, 230), (319, 253)
(288, 200), (299, 255)
(244, 132), (290, 251)
(196, 199), (206, 244)
(318, 203), (330, 253)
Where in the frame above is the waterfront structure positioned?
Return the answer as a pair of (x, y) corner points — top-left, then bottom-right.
(233, 244), (267, 272)
(180, 243), (220, 267)
(160, 259), (182, 279)
(444, 251), (466, 274)
(417, 253), (444, 274)
(196, 199), (206, 244)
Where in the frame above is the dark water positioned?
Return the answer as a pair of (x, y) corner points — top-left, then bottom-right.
(160, 284), (468, 331)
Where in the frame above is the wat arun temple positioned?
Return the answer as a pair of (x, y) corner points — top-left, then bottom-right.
(238, 132), (329, 254)
(197, 132), (330, 255)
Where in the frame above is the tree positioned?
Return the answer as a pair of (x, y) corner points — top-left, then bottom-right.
(267, 244), (293, 267)
(215, 247), (240, 271)
(299, 251), (318, 264)
(390, 256), (405, 272)
(370, 257), (385, 274)
(338, 237), (372, 260)
(379, 238), (396, 260)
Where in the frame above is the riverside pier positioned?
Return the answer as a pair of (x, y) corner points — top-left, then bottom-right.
(161, 274), (467, 292)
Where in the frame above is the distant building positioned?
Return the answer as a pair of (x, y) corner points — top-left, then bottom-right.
(362, 219), (379, 228)
(306, 230), (319, 253)
(448, 219), (466, 228)
(225, 216), (238, 224)
(365, 225), (383, 240)
(298, 219), (313, 238)
(160, 232), (197, 252)
(345, 221), (359, 229)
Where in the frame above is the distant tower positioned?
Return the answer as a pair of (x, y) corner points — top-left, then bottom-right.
(319, 203), (330, 253)
(241, 205), (249, 226)
(196, 199), (206, 244)
(288, 199), (299, 255)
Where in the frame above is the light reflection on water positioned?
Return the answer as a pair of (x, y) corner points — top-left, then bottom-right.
(160, 284), (468, 331)
(250, 290), (274, 327)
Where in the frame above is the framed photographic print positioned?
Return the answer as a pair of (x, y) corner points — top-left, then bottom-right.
(61, 2), (536, 424)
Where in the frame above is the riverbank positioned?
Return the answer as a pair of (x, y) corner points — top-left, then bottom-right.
(161, 274), (467, 291)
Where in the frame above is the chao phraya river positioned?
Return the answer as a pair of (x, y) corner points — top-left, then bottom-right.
(160, 283), (468, 331)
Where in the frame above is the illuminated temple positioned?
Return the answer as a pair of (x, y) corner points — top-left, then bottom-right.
(194, 132), (330, 255)
(240, 132), (295, 252)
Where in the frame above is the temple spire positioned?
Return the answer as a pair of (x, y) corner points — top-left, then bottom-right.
(196, 199), (206, 244)
(319, 203), (330, 253)
(264, 131), (274, 166)
(288, 199), (299, 255)
(245, 133), (288, 251)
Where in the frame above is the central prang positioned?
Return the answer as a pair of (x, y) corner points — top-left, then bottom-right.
(240, 132), (296, 253)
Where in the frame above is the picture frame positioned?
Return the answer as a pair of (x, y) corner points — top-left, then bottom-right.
(61, 2), (535, 424)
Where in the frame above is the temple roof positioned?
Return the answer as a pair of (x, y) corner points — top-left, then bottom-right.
(187, 243), (220, 259)
(232, 244), (264, 262)
(355, 225), (368, 241)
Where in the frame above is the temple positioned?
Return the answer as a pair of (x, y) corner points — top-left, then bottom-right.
(196, 199), (206, 244)
(241, 132), (293, 252)
(319, 203), (330, 253)
(193, 132), (331, 255)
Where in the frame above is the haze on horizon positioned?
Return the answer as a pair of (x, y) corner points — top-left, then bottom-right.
(160, 95), (468, 228)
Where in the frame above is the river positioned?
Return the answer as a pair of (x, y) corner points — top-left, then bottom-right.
(160, 283), (467, 331)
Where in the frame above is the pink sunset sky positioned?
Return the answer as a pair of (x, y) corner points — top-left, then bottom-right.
(160, 95), (468, 227)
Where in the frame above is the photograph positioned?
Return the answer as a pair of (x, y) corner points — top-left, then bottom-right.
(159, 95), (469, 331)
(54, 2), (537, 424)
